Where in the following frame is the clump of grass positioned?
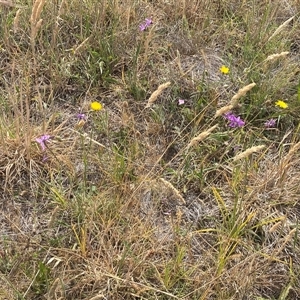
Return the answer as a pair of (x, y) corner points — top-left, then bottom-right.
(0, 0), (300, 299)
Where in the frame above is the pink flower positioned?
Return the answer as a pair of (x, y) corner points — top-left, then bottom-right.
(139, 23), (147, 31)
(36, 134), (51, 151)
(264, 119), (276, 128)
(76, 113), (87, 120)
(178, 99), (185, 105)
(139, 17), (153, 31)
(144, 18), (153, 27)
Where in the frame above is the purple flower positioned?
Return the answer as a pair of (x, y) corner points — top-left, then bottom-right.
(264, 119), (276, 128)
(233, 145), (241, 153)
(139, 17), (153, 31)
(36, 134), (51, 151)
(224, 112), (245, 128)
(178, 99), (185, 105)
(144, 18), (153, 26)
(139, 23), (146, 31)
(77, 113), (87, 121)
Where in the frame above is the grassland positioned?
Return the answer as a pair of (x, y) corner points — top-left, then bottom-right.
(0, 0), (300, 299)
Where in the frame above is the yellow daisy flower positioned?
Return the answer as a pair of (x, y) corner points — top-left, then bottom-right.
(275, 100), (288, 109)
(90, 101), (103, 111)
(220, 65), (229, 74)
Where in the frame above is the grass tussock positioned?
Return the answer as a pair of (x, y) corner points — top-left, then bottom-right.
(0, 0), (300, 299)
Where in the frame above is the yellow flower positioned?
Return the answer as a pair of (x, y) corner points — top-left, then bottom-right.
(220, 65), (229, 74)
(275, 100), (288, 109)
(90, 101), (103, 111)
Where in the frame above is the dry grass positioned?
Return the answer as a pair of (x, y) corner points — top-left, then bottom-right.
(145, 82), (171, 108)
(0, 0), (300, 299)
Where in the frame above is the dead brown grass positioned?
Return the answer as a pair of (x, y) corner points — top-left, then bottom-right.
(0, 0), (299, 299)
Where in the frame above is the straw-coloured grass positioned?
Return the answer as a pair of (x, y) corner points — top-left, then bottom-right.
(230, 83), (256, 107)
(232, 145), (266, 161)
(159, 177), (186, 204)
(1, 0), (300, 299)
(30, 0), (46, 50)
(187, 124), (218, 148)
(268, 16), (295, 41)
(215, 83), (256, 117)
(215, 104), (234, 118)
(145, 82), (171, 108)
(264, 51), (290, 62)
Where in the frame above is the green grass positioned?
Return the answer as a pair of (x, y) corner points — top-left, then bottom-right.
(0, 0), (299, 299)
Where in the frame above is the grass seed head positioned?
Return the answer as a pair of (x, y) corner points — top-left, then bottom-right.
(187, 124), (218, 148)
(230, 83), (256, 107)
(215, 105), (234, 118)
(145, 82), (171, 108)
(264, 51), (290, 62)
(233, 145), (266, 161)
(159, 177), (186, 204)
(268, 16), (295, 41)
